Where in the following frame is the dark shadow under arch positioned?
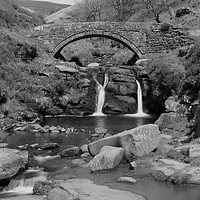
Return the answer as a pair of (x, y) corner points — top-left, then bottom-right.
(53, 31), (143, 59)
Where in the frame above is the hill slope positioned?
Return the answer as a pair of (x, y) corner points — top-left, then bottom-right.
(14, 0), (70, 16)
(0, 0), (44, 29)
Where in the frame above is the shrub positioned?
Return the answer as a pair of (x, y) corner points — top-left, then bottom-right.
(146, 54), (186, 113)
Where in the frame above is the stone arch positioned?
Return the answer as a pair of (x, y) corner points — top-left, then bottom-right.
(53, 30), (143, 59)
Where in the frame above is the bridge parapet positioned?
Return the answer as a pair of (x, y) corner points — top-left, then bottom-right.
(33, 22), (194, 58)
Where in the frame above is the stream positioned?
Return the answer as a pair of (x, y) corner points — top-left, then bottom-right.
(2, 115), (200, 200)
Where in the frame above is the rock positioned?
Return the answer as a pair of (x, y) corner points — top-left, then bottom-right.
(88, 124), (161, 158)
(40, 143), (59, 150)
(46, 106), (63, 116)
(119, 124), (161, 158)
(88, 135), (120, 156)
(116, 95), (136, 104)
(55, 65), (79, 74)
(58, 179), (145, 200)
(60, 146), (80, 158)
(0, 148), (28, 180)
(130, 161), (137, 169)
(48, 188), (71, 200)
(0, 130), (8, 142)
(174, 144), (200, 158)
(151, 158), (200, 184)
(49, 126), (58, 132)
(80, 144), (88, 153)
(81, 152), (90, 158)
(0, 143), (9, 148)
(94, 127), (108, 135)
(33, 180), (53, 195)
(165, 100), (180, 112)
(118, 177), (137, 183)
(59, 95), (69, 107)
(155, 112), (188, 131)
(89, 146), (124, 172)
(22, 111), (38, 121)
(1, 195), (44, 200)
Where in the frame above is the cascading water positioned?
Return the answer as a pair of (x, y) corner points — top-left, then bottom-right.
(0, 169), (47, 198)
(126, 79), (148, 117)
(92, 72), (109, 116)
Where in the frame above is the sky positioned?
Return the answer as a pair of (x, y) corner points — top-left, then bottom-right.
(33, 0), (79, 5)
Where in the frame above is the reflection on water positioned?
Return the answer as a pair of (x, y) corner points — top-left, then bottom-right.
(5, 115), (157, 148)
(43, 115), (157, 133)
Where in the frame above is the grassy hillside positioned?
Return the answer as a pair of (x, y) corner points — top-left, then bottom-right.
(14, 0), (70, 16)
(0, 0), (44, 29)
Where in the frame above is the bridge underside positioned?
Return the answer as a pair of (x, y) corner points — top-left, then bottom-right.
(53, 31), (143, 60)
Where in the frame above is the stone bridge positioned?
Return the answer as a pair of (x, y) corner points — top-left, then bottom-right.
(33, 22), (194, 59)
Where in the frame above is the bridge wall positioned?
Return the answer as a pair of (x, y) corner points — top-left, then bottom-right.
(34, 22), (194, 58)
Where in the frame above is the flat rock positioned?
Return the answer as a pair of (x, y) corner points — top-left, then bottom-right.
(118, 177), (137, 183)
(58, 179), (145, 200)
(89, 146), (124, 172)
(60, 146), (80, 158)
(0, 148), (28, 180)
(55, 65), (79, 73)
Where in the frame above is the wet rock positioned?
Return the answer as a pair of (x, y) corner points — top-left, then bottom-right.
(116, 95), (136, 104)
(40, 143), (59, 150)
(46, 106), (63, 116)
(94, 127), (108, 135)
(88, 124), (161, 158)
(89, 146), (124, 172)
(58, 179), (145, 200)
(118, 177), (137, 183)
(60, 146), (80, 158)
(33, 180), (54, 195)
(0, 148), (28, 180)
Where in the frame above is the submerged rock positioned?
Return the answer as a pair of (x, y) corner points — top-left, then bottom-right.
(89, 146), (124, 172)
(49, 179), (145, 200)
(118, 177), (137, 183)
(0, 148), (28, 180)
(60, 146), (80, 158)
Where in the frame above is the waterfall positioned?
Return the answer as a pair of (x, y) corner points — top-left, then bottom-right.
(125, 79), (148, 117)
(92, 72), (108, 116)
(135, 80), (145, 116)
(0, 169), (47, 198)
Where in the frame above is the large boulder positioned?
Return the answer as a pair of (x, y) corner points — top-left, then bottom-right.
(88, 124), (161, 158)
(89, 146), (124, 172)
(0, 148), (28, 180)
(118, 124), (161, 158)
(155, 112), (188, 130)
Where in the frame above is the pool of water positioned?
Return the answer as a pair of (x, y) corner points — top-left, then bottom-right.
(6, 115), (156, 148)
(43, 115), (157, 133)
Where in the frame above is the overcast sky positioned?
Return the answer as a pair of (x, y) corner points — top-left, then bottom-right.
(33, 0), (79, 5)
